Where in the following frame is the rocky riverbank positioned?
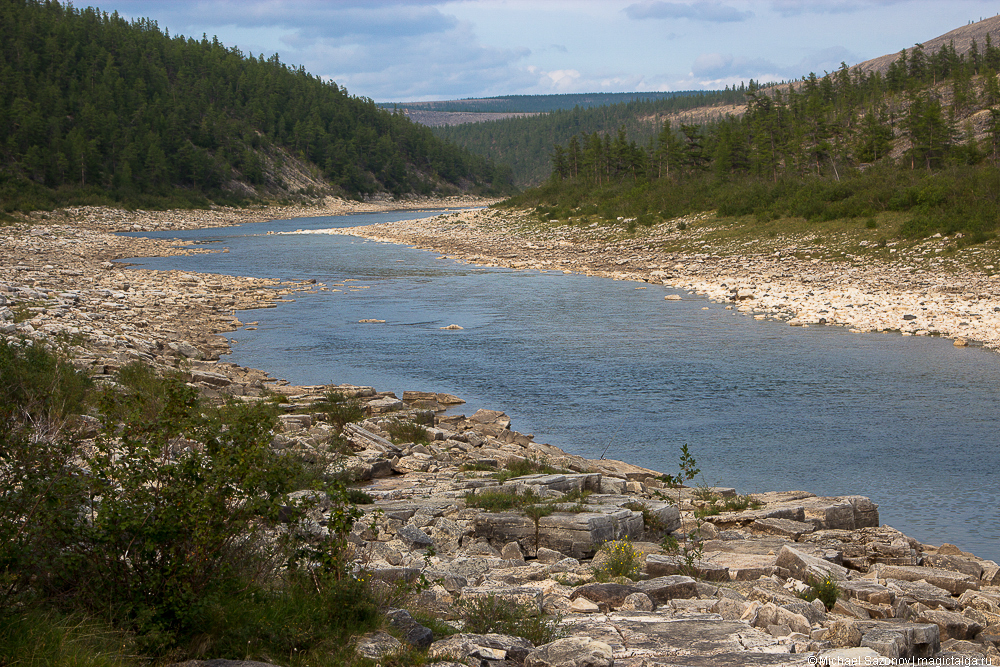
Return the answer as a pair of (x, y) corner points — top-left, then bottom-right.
(310, 207), (1000, 351)
(0, 195), (495, 384)
(249, 385), (1000, 666)
(3, 201), (1000, 666)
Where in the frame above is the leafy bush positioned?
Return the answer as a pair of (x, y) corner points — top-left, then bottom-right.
(320, 391), (366, 430)
(0, 344), (373, 660)
(458, 594), (563, 646)
(0, 338), (93, 432)
(799, 575), (840, 611)
(385, 418), (430, 444)
(593, 538), (642, 582)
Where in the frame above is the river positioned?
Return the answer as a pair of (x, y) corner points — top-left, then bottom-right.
(123, 210), (1000, 562)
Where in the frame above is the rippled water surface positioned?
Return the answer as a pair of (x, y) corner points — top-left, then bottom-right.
(124, 211), (1000, 561)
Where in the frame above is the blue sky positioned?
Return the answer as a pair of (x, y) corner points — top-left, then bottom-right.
(106, 1), (999, 102)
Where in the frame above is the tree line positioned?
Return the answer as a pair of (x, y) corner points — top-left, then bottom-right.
(0, 0), (513, 213)
(526, 38), (1000, 240)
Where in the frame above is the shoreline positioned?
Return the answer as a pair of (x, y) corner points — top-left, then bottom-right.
(310, 207), (1000, 352)
(4, 199), (1000, 664)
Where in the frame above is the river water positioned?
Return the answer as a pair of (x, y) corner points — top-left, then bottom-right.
(123, 210), (1000, 562)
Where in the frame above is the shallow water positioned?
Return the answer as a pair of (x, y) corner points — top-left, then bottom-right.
(123, 211), (1000, 561)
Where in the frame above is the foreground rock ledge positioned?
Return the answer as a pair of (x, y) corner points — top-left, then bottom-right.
(224, 385), (1000, 666)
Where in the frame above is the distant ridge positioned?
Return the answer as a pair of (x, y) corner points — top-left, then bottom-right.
(382, 91), (707, 114)
(857, 14), (1000, 74)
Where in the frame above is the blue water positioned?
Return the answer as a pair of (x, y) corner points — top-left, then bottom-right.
(122, 211), (1000, 562)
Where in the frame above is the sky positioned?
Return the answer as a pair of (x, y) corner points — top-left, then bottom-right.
(105, 1), (1000, 102)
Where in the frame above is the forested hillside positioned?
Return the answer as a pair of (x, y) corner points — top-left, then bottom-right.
(507, 36), (1000, 242)
(432, 89), (746, 186)
(0, 0), (513, 214)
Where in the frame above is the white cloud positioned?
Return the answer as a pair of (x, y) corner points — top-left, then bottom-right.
(624, 1), (753, 22)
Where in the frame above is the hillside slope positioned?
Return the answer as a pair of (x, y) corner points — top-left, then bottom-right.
(858, 15), (1000, 75)
(0, 0), (513, 214)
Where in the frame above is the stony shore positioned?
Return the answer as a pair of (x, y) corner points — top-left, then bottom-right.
(3, 200), (1000, 666)
(311, 207), (1000, 351)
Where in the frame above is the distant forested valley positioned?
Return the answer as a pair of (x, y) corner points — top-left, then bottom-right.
(429, 89), (747, 186)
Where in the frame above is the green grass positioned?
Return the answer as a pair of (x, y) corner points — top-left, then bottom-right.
(0, 609), (140, 667)
(457, 594), (563, 646)
(384, 419), (430, 445)
(492, 456), (565, 483)
(464, 488), (545, 511)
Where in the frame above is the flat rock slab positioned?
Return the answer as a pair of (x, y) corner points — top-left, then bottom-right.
(632, 575), (699, 603)
(873, 564), (980, 595)
(701, 552), (785, 581)
(572, 614), (810, 664)
(473, 508), (643, 558)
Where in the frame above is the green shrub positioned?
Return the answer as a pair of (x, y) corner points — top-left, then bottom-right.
(623, 500), (670, 535)
(0, 348), (369, 656)
(722, 493), (762, 512)
(458, 594), (563, 646)
(321, 391), (366, 430)
(593, 538), (642, 582)
(385, 418), (429, 444)
(798, 575), (840, 611)
(0, 338), (93, 431)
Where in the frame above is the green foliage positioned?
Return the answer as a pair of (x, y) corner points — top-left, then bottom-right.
(433, 91), (747, 186)
(798, 575), (840, 611)
(464, 488), (544, 512)
(458, 594), (564, 646)
(593, 538), (642, 582)
(320, 391), (366, 430)
(493, 455), (564, 483)
(661, 444), (701, 488)
(0, 343), (373, 661)
(346, 488), (375, 504)
(0, 338), (93, 431)
(505, 44), (1000, 241)
(384, 418), (430, 444)
(694, 492), (762, 518)
(0, 0), (513, 212)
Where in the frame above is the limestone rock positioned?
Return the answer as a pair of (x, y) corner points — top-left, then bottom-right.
(917, 609), (983, 641)
(386, 608), (434, 648)
(354, 631), (403, 660)
(524, 637), (614, 667)
(873, 563), (980, 595)
(570, 583), (641, 610)
(775, 545), (849, 582)
(632, 575), (698, 604)
(428, 633), (534, 664)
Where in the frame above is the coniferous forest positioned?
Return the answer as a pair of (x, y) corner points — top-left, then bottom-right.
(0, 0), (514, 214)
(505, 41), (1000, 241)
(432, 89), (747, 186)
